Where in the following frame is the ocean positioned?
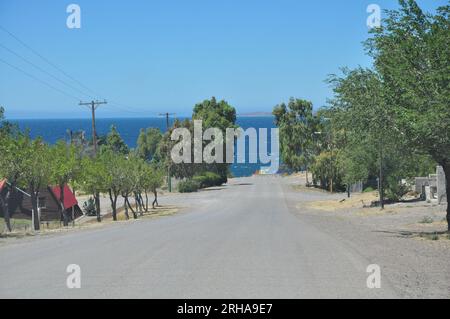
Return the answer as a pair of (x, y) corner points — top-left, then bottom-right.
(11, 116), (277, 177)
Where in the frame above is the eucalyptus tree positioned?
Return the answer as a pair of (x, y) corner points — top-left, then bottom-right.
(192, 97), (237, 182)
(273, 98), (319, 185)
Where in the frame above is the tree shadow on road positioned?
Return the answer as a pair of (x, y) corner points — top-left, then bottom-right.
(374, 229), (449, 240)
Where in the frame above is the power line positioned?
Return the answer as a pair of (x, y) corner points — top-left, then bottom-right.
(106, 102), (150, 114)
(0, 25), (152, 116)
(0, 57), (83, 102)
(0, 43), (95, 100)
(0, 25), (98, 96)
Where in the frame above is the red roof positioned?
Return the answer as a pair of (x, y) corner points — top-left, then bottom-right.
(0, 179), (6, 192)
(51, 185), (78, 209)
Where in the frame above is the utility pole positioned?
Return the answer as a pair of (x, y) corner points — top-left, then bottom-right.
(159, 112), (175, 192)
(379, 143), (385, 210)
(322, 117), (334, 193)
(79, 100), (107, 222)
(79, 100), (107, 154)
(159, 112), (175, 131)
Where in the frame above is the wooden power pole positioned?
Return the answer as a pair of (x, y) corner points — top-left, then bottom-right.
(79, 100), (107, 153)
(79, 100), (107, 222)
(159, 112), (175, 192)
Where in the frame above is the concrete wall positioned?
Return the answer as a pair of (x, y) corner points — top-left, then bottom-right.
(415, 176), (436, 193)
(415, 166), (447, 203)
(437, 166), (447, 204)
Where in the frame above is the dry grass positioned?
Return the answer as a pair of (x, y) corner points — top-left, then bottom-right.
(416, 231), (450, 242)
(409, 219), (447, 230)
(353, 208), (398, 217)
(306, 191), (379, 212)
(98, 205), (179, 223)
(0, 205), (180, 240)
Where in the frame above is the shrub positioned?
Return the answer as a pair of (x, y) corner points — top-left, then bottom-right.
(193, 172), (223, 188)
(193, 175), (208, 188)
(178, 179), (200, 193)
(363, 186), (375, 193)
(385, 182), (409, 202)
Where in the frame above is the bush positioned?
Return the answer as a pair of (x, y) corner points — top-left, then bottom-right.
(178, 179), (200, 193)
(193, 172), (224, 188)
(385, 181), (409, 202)
(363, 186), (375, 193)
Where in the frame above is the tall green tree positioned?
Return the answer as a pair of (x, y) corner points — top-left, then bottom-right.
(192, 97), (237, 182)
(365, 0), (450, 226)
(328, 68), (396, 204)
(136, 128), (162, 162)
(158, 97), (237, 186)
(273, 98), (319, 185)
(105, 125), (129, 155)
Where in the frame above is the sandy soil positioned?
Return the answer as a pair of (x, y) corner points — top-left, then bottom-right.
(284, 175), (450, 298)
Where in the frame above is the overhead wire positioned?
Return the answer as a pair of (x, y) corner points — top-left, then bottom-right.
(0, 25), (156, 116)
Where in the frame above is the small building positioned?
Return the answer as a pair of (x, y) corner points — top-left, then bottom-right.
(415, 166), (447, 203)
(0, 180), (82, 222)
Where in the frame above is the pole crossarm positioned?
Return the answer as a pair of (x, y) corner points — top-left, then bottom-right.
(78, 100), (108, 154)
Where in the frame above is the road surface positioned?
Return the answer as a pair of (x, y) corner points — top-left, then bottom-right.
(0, 176), (397, 298)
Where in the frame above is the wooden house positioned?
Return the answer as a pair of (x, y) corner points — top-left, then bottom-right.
(0, 180), (82, 222)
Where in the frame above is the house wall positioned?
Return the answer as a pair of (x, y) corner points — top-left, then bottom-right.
(0, 186), (82, 221)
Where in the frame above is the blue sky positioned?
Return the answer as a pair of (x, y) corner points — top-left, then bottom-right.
(0, 0), (446, 119)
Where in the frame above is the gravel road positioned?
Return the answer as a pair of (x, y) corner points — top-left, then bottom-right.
(0, 175), (447, 298)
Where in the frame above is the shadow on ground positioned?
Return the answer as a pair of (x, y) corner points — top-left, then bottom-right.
(374, 229), (449, 239)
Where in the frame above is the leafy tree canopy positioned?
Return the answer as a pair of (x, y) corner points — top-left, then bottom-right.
(105, 125), (129, 155)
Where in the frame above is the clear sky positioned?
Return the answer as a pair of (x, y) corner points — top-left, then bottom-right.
(0, 0), (446, 119)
